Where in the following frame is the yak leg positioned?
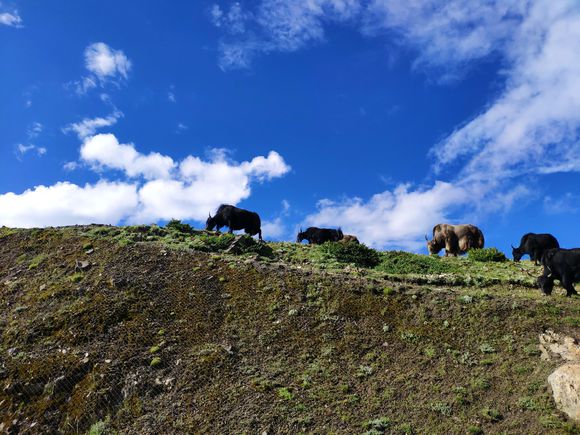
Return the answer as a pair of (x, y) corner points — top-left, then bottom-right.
(561, 274), (578, 297)
(258, 229), (263, 241)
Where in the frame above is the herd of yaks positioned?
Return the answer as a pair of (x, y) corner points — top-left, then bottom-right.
(205, 204), (580, 297)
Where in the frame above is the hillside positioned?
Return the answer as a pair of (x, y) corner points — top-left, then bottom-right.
(1, 225), (579, 434)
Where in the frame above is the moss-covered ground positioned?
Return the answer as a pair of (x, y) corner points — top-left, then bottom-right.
(0, 225), (579, 434)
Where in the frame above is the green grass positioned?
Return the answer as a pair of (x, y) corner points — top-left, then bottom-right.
(28, 253), (47, 270)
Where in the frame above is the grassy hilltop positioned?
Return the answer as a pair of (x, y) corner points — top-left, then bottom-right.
(0, 224), (579, 434)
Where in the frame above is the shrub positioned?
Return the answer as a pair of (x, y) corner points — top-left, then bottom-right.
(362, 417), (392, 433)
(319, 241), (380, 268)
(377, 251), (454, 274)
(469, 248), (507, 262)
(166, 219), (194, 234)
(481, 407), (502, 422)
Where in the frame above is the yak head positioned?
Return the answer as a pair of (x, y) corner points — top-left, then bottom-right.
(511, 245), (524, 262)
(205, 213), (217, 231)
(537, 275), (554, 295)
(425, 234), (442, 255)
(296, 228), (306, 243)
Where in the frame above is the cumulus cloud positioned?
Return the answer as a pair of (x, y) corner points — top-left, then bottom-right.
(306, 181), (468, 250)
(0, 181), (139, 228)
(1, 132), (291, 228)
(74, 43), (132, 94)
(63, 110), (123, 140)
(80, 134), (176, 180)
(0, 10), (22, 27)
(131, 148), (291, 222)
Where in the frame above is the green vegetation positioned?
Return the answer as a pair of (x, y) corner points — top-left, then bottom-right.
(28, 253), (47, 270)
(166, 218), (195, 234)
(318, 241), (381, 268)
(377, 251), (454, 274)
(469, 247), (508, 262)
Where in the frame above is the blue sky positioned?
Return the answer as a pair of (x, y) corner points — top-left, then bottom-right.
(1, 0), (579, 254)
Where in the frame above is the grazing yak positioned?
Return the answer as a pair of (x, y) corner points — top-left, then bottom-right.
(426, 223), (484, 256)
(537, 248), (580, 297)
(297, 227), (343, 244)
(512, 233), (559, 265)
(206, 204), (262, 240)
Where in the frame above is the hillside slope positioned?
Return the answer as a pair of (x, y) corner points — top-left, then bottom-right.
(0, 225), (579, 434)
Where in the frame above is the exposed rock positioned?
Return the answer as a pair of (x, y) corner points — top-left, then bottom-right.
(540, 330), (580, 422)
(548, 364), (580, 422)
(539, 330), (580, 362)
(75, 260), (91, 271)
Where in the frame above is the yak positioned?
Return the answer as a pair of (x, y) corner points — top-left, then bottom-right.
(512, 233), (559, 265)
(537, 248), (580, 297)
(426, 223), (484, 256)
(206, 204), (262, 240)
(296, 227), (343, 244)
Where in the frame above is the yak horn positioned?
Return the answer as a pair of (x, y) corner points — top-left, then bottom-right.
(511, 244), (515, 249)
(424, 234), (429, 241)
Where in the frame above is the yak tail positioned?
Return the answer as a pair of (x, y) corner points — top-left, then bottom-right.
(337, 227), (344, 239)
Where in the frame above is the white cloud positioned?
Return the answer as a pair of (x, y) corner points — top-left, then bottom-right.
(212, 0), (361, 70)
(432, 1), (580, 180)
(27, 122), (43, 139)
(0, 10), (22, 27)
(63, 110), (123, 139)
(80, 134), (176, 180)
(16, 144), (46, 159)
(365, 0), (527, 79)
(1, 133), (290, 228)
(306, 181), (468, 250)
(85, 42), (131, 81)
(74, 43), (132, 94)
(261, 217), (286, 239)
(0, 181), (139, 228)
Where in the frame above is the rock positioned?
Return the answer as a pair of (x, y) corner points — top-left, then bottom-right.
(75, 260), (91, 271)
(39, 284), (46, 291)
(548, 364), (580, 422)
(539, 330), (580, 422)
(539, 330), (580, 362)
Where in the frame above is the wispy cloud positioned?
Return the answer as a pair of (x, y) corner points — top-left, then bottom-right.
(26, 122), (43, 139)
(543, 193), (580, 215)
(15, 144), (47, 160)
(299, 0), (580, 249)
(0, 9), (22, 27)
(62, 110), (123, 140)
(211, 0), (361, 70)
